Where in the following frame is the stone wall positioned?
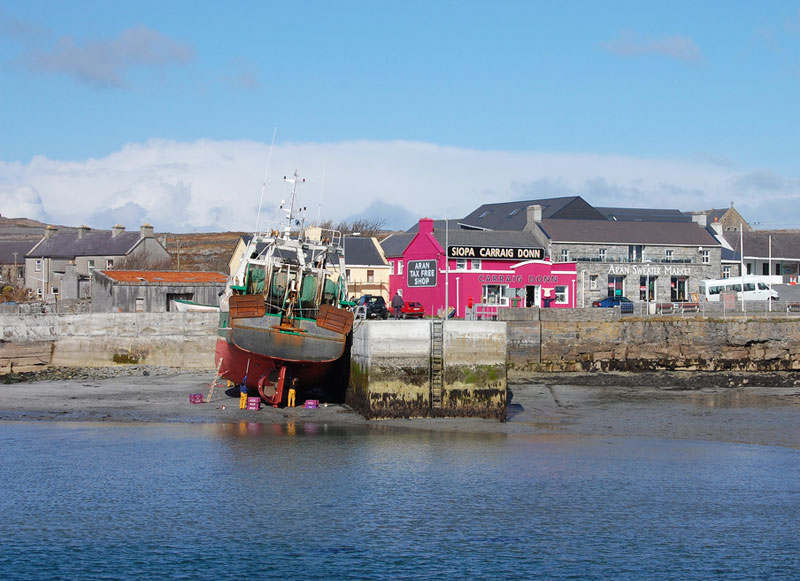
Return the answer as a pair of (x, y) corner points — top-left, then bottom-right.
(347, 320), (507, 420)
(500, 308), (800, 373)
(0, 312), (218, 370)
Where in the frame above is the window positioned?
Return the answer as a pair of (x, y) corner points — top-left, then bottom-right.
(639, 276), (657, 301)
(701, 250), (709, 264)
(482, 284), (508, 306)
(722, 265), (731, 279)
(36, 288), (43, 298)
(560, 249), (569, 262)
(397, 260), (403, 275)
(456, 259), (467, 270)
(589, 275), (598, 290)
(35, 259), (42, 272)
(106, 259), (114, 269)
(665, 249), (673, 261)
(135, 298), (145, 313)
(88, 259), (95, 270)
(554, 285), (568, 304)
(388, 260), (394, 275)
(367, 270), (374, 283)
(471, 259), (481, 270)
(608, 275), (625, 298)
(671, 276), (688, 302)
(762, 263), (769, 276)
(52, 286), (59, 295)
(508, 208), (521, 217)
(628, 245), (643, 262)
(478, 211), (490, 218)
(598, 249), (606, 261)
(345, 269), (351, 281)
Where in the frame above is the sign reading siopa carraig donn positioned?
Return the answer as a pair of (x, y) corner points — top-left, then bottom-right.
(407, 259), (437, 287)
(448, 245), (544, 260)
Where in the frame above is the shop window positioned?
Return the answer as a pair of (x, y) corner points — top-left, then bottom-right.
(722, 265), (731, 279)
(701, 249), (709, 264)
(456, 259), (467, 271)
(639, 276), (657, 301)
(608, 275), (625, 298)
(482, 284), (508, 306)
(590, 275), (598, 290)
(554, 285), (568, 304)
(671, 276), (688, 302)
(35, 259), (42, 272)
(471, 259), (481, 270)
(367, 270), (375, 283)
(560, 249), (569, 262)
(598, 249), (606, 261)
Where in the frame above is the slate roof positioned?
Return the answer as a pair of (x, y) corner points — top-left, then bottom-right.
(536, 219), (720, 246)
(344, 236), (386, 267)
(27, 230), (144, 259)
(98, 271), (226, 284)
(459, 196), (606, 230)
(596, 207), (692, 223)
(0, 240), (37, 264)
(723, 230), (800, 259)
(380, 233), (415, 258)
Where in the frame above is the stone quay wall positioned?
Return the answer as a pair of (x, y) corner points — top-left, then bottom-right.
(0, 312), (218, 371)
(347, 320), (507, 420)
(500, 308), (800, 373)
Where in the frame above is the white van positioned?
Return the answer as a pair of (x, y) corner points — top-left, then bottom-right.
(699, 276), (779, 302)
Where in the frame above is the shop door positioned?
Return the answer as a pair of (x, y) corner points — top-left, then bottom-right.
(526, 285), (540, 307)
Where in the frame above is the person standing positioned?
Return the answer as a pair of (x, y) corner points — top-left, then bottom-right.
(391, 292), (404, 320)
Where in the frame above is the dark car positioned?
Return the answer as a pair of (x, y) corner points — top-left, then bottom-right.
(592, 296), (633, 308)
(355, 295), (389, 319)
(401, 301), (425, 319)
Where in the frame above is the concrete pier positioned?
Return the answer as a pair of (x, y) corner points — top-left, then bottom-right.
(346, 320), (507, 420)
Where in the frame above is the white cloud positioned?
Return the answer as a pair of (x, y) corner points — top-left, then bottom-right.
(603, 31), (703, 63)
(2, 139), (799, 232)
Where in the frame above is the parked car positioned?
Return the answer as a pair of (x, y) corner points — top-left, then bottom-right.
(592, 296), (633, 308)
(355, 295), (389, 319)
(401, 301), (425, 319)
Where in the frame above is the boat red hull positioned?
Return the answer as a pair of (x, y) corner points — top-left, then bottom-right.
(214, 337), (334, 400)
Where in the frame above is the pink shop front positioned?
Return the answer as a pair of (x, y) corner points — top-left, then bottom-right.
(387, 218), (577, 318)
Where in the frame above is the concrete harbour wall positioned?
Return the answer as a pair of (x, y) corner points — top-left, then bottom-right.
(0, 313), (218, 371)
(500, 308), (800, 373)
(347, 320), (507, 420)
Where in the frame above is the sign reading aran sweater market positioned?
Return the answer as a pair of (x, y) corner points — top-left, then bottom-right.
(407, 259), (437, 287)
(448, 245), (544, 260)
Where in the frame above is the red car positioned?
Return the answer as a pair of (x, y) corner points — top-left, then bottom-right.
(401, 301), (425, 319)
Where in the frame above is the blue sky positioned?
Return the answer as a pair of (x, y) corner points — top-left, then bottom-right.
(2, 1), (800, 232)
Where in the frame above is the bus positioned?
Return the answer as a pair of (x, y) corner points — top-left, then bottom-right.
(698, 276), (779, 302)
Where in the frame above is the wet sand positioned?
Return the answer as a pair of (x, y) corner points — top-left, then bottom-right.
(1, 369), (798, 448)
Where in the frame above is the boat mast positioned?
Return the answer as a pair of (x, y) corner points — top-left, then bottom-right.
(281, 170), (306, 237)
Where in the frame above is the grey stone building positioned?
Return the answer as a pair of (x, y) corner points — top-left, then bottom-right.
(24, 224), (171, 301)
(91, 270), (227, 313)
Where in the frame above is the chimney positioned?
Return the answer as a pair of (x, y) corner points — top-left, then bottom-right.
(419, 217), (434, 235)
(140, 223), (154, 239)
(692, 214), (707, 227)
(78, 225), (90, 239)
(525, 205), (543, 230)
(44, 225), (57, 239)
(112, 224), (125, 238)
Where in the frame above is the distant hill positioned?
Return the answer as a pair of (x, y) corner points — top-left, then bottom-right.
(0, 216), (78, 241)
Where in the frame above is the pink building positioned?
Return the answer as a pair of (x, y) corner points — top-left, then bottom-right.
(384, 218), (577, 318)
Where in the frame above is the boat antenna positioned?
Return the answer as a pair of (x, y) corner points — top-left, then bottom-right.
(316, 167), (326, 226)
(281, 170), (306, 236)
(254, 127), (278, 236)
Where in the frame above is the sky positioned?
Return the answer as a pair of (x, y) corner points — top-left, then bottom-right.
(1, 1), (800, 233)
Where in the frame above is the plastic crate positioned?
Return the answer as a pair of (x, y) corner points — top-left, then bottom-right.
(246, 397), (261, 410)
(189, 394), (204, 404)
(304, 399), (319, 409)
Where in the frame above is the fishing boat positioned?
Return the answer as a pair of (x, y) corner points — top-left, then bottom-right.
(214, 171), (354, 406)
(172, 299), (221, 313)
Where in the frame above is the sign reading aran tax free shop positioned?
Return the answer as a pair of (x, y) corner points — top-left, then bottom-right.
(407, 259), (437, 287)
(448, 245), (544, 260)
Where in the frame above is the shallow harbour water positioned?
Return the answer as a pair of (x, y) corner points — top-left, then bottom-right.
(1, 421), (798, 579)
